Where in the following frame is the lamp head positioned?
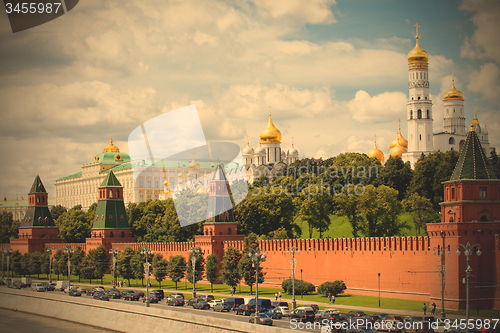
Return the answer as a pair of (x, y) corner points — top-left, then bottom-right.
(456, 250), (461, 256)
(476, 249), (482, 256)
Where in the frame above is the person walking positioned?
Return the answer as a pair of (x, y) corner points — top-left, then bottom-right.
(230, 287), (234, 296)
(423, 303), (427, 315)
(332, 295), (335, 304)
(278, 291), (282, 300)
(328, 294), (331, 304)
(275, 292), (278, 301)
(431, 303), (436, 315)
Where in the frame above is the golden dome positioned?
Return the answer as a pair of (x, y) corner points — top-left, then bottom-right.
(407, 25), (428, 63)
(390, 121), (408, 149)
(187, 171), (194, 178)
(390, 142), (407, 158)
(472, 109), (479, 124)
(444, 72), (464, 101)
(103, 138), (120, 153)
(178, 171), (186, 179)
(368, 136), (384, 162)
(260, 113), (282, 143)
(163, 179), (170, 186)
(188, 156), (200, 170)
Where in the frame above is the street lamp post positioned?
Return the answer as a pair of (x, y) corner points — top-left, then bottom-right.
(189, 247), (200, 299)
(109, 249), (119, 288)
(433, 232), (450, 319)
(46, 247), (54, 283)
(300, 269), (303, 299)
(1, 248), (5, 280)
(378, 273), (380, 307)
(5, 248), (12, 284)
(456, 242), (481, 333)
(64, 247), (74, 292)
(248, 247), (266, 325)
(141, 247), (153, 307)
(286, 246), (300, 311)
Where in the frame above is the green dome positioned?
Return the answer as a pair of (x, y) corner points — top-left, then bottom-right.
(94, 152), (131, 165)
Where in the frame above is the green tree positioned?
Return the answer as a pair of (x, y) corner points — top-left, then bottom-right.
(86, 202), (98, 225)
(205, 254), (219, 293)
(267, 227), (289, 240)
(0, 212), (19, 243)
(29, 252), (42, 278)
(219, 247), (242, 288)
(377, 156), (413, 201)
(71, 247), (86, 282)
(116, 247), (135, 286)
(325, 153), (381, 189)
(333, 185), (363, 237)
(403, 192), (438, 236)
(167, 255), (187, 289)
(152, 253), (168, 288)
(50, 205), (67, 221)
(131, 250), (146, 286)
(56, 250), (69, 277)
(10, 250), (22, 276)
(57, 209), (92, 243)
(91, 245), (107, 284)
(40, 252), (50, 277)
(489, 149), (500, 179)
(317, 281), (347, 297)
(294, 188), (331, 238)
(281, 278), (315, 295)
(53, 249), (63, 279)
(21, 253), (31, 276)
(238, 233), (265, 295)
(186, 247), (205, 285)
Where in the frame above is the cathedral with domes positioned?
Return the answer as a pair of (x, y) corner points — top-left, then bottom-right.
(368, 24), (492, 165)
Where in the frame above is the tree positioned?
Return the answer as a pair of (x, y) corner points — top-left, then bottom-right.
(186, 247), (205, 285)
(50, 205), (67, 221)
(131, 250), (146, 286)
(152, 254), (168, 288)
(325, 153), (381, 189)
(56, 250), (69, 277)
(294, 188), (331, 238)
(29, 252), (42, 278)
(91, 245), (107, 284)
(0, 212), (19, 243)
(167, 255), (187, 289)
(219, 247), (242, 288)
(281, 278), (316, 295)
(10, 250), (22, 276)
(40, 252), (50, 277)
(238, 234), (265, 295)
(333, 185), (363, 237)
(267, 227), (288, 240)
(377, 156), (413, 201)
(403, 193), (438, 236)
(489, 149), (500, 179)
(205, 254), (219, 293)
(71, 247), (86, 282)
(86, 202), (98, 225)
(317, 281), (347, 297)
(53, 249), (63, 279)
(56, 209), (92, 243)
(116, 247), (135, 286)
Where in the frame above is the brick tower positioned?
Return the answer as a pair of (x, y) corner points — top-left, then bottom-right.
(10, 174), (61, 253)
(427, 125), (500, 310)
(86, 170), (135, 252)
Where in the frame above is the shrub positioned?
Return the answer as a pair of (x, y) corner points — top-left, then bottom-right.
(317, 280), (347, 297)
(281, 279), (316, 295)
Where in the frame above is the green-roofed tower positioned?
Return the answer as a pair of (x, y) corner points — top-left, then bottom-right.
(92, 170), (130, 230)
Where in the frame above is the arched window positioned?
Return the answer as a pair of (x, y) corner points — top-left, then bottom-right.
(410, 110), (413, 119)
(228, 228), (232, 236)
(449, 217), (454, 222)
(121, 231), (125, 238)
(426, 110), (430, 119)
(418, 110), (422, 119)
(449, 137), (455, 145)
(418, 96), (421, 100)
(110, 231), (114, 238)
(481, 215), (488, 222)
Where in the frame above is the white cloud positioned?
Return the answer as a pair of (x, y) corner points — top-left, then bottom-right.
(467, 63), (500, 103)
(346, 90), (408, 124)
(252, 0), (337, 25)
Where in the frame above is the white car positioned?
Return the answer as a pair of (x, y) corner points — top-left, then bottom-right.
(279, 306), (291, 317)
(208, 299), (223, 308)
(31, 283), (45, 292)
(64, 285), (78, 293)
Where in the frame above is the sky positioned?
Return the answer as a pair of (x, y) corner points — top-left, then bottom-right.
(0, 0), (499, 199)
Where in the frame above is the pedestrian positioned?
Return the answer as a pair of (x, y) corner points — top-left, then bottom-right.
(423, 303), (427, 315)
(431, 303), (436, 315)
(275, 292), (278, 301)
(332, 295), (335, 304)
(328, 294), (331, 304)
(278, 291), (282, 300)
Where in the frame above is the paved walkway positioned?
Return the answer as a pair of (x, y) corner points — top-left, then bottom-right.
(32, 278), (485, 321)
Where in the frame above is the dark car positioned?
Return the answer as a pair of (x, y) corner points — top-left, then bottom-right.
(309, 304), (320, 313)
(144, 293), (158, 304)
(122, 290), (140, 301)
(167, 292), (184, 301)
(134, 290), (145, 298)
(197, 295), (215, 302)
(166, 296), (184, 306)
(225, 297), (245, 310)
(350, 311), (367, 317)
(87, 287), (105, 296)
(374, 313), (390, 318)
(249, 313), (273, 326)
(315, 312), (343, 323)
(8, 282), (21, 289)
(106, 288), (121, 299)
(68, 289), (81, 297)
(93, 291), (110, 301)
(151, 289), (164, 300)
(271, 301), (289, 309)
(264, 308), (283, 319)
(193, 301), (210, 310)
(213, 302), (231, 312)
(384, 316), (404, 322)
(234, 304), (256, 316)
(290, 308), (315, 322)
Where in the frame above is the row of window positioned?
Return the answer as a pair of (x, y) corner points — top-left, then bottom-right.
(450, 187), (487, 200)
(410, 72), (427, 80)
(410, 109), (430, 120)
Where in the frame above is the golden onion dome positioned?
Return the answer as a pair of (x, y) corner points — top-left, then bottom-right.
(407, 36), (428, 63)
(444, 73), (464, 101)
(103, 138), (120, 153)
(187, 171), (194, 178)
(390, 123), (408, 149)
(368, 137), (384, 162)
(188, 156), (200, 171)
(178, 171), (186, 179)
(260, 113), (282, 143)
(390, 140), (407, 158)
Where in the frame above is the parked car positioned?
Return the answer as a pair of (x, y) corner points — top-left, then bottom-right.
(213, 302), (231, 312)
(87, 287), (104, 296)
(208, 299), (223, 308)
(278, 306), (291, 317)
(76, 286), (87, 294)
(225, 297), (244, 310)
(106, 288), (121, 299)
(373, 313), (390, 318)
(290, 308), (315, 322)
(404, 316), (434, 333)
(249, 313), (273, 326)
(68, 289), (81, 297)
(234, 304), (256, 316)
(271, 301), (289, 309)
(186, 297), (201, 306)
(350, 311), (367, 317)
(193, 301), (211, 310)
(44, 283), (56, 291)
(151, 289), (164, 300)
(122, 290), (140, 301)
(144, 293), (159, 304)
(248, 298), (273, 312)
(93, 291), (110, 301)
(8, 281), (21, 289)
(64, 286), (78, 293)
(166, 296), (184, 306)
(134, 290), (145, 298)
(167, 292), (184, 301)
(197, 295), (215, 302)
(31, 283), (46, 292)
(264, 308), (283, 319)
(375, 320), (404, 332)
(384, 316), (404, 322)
(310, 304), (320, 313)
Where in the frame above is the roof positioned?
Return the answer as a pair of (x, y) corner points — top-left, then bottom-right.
(29, 175), (47, 194)
(100, 170), (122, 187)
(450, 129), (497, 181)
(212, 162), (228, 181)
(56, 171), (82, 182)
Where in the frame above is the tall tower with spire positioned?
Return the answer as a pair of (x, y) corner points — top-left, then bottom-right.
(443, 71), (466, 136)
(259, 110), (282, 164)
(402, 24), (434, 165)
